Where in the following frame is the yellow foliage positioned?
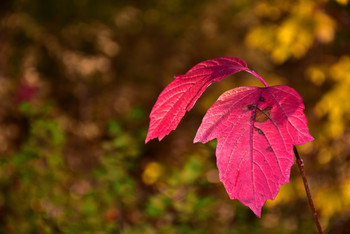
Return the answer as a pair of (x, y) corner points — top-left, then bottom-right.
(315, 11), (336, 43)
(330, 56), (350, 82)
(246, 0), (335, 63)
(336, 0), (348, 5)
(316, 56), (350, 137)
(255, 2), (281, 20)
(315, 179), (350, 218)
(245, 25), (277, 53)
(277, 21), (295, 46)
(142, 162), (164, 185)
(318, 148), (333, 164)
(306, 66), (326, 85)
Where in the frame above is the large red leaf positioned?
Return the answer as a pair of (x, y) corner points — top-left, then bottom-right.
(194, 85), (314, 217)
(145, 57), (258, 143)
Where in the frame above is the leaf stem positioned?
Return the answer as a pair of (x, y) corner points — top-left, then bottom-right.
(293, 146), (323, 234)
(245, 69), (269, 87)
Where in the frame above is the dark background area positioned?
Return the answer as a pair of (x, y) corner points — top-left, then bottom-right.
(0, 0), (350, 233)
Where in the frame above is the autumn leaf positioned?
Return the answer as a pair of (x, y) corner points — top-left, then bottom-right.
(194, 85), (314, 217)
(145, 57), (313, 217)
(145, 57), (267, 143)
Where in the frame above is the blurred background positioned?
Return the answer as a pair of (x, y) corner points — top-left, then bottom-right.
(0, 0), (349, 233)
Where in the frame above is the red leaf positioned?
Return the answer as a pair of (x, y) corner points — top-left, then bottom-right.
(145, 57), (314, 217)
(145, 57), (251, 142)
(194, 85), (314, 217)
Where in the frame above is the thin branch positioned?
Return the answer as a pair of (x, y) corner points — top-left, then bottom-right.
(293, 146), (323, 234)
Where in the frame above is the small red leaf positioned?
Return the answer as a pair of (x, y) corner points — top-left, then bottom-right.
(145, 57), (250, 142)
(194, 85), (314, 217)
